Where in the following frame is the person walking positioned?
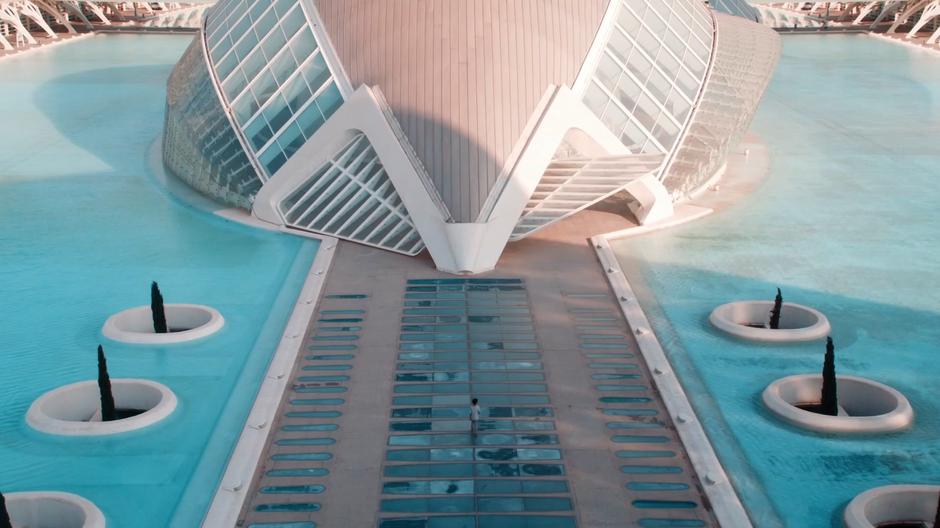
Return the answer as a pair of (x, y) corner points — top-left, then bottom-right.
(470, 398), (481, 434)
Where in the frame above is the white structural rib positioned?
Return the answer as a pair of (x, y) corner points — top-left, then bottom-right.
(512, 153), (665, 240)
(277, 133), (425, 255)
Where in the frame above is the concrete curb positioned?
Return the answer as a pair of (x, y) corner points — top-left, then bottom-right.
(593, 235), (753, 528)
(200, 236), (338, 527)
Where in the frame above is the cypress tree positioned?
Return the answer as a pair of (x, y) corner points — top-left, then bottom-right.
(820, 337), (838, 416)
(151, 281), (167, 334)
(97, 345), (117, 422)
(0, 492), (11, 528)
(769, 288), (783, 330)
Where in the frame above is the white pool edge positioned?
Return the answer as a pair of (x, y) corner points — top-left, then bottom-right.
(593, 235), (753, 528)
(0, 32), (95, 64)
(867, 32), (940, 57)
(200, 235), (338, 527)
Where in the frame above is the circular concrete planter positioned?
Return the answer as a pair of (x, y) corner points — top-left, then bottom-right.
(27, 379), (177, 436)
(762, 374), (913, 434)
(844, 484), (940, 528)
(5, 491), (105, 528)
(709, 301), (830, 342)
(102, 304), (223, 344)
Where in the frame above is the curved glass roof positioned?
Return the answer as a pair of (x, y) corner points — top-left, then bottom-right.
(583, 0), (715, 156)
(205, 0), (343, 178)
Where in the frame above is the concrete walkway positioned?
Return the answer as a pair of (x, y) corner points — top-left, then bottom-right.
(237, 203), (718, 527)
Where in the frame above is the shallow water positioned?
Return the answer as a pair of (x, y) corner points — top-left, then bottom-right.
(614, 35), (940, 527)
(0, 35), (317, 526)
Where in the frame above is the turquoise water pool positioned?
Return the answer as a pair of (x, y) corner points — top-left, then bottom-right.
(613, 35), (940, 527)
(0, 35), (317, 526)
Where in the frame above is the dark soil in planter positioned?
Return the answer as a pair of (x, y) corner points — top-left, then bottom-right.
(113, 408), (147, 419)
(168, 327), (193, 333)
(876, 522), (927, 528)
(743, 323), (768, 329)
(794, 402), (838, 415)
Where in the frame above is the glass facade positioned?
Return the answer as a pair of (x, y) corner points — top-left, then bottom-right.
(583, 0), (715, 155)
(204, 0), (343, 179)
(164, 37), (261, 209)
(278, 133), (426, 255)
(661, 13), (780, 197)
(709, 0), (761, 23)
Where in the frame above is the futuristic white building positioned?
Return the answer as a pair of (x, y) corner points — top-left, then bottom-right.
(163, 0), (781, 274)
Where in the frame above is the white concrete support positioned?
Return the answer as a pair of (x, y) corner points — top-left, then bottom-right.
(856, 1), (879, 24)
(621, 173), (675, 225)
(0, 3), (37, 45)
(253, 83), (661, 274)
(100, 2), (125, 22)
(871, 0), (907, 26)
(855, 0), (895, 24)
(888, 0), (930, 32)
(928, 20), (940, 42)
(15, 0), (57, 38)
(907, 0), (940, 36)
(32, 0), (77, 33)
(252, 85), (460, 270)
(59, 0), (93, 29)
(464, 85), (641, 272)
(0, 31), (12, 50)
(79, 0), (111, 25)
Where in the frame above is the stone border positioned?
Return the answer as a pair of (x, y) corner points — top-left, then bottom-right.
(5, 491), (106, 528)
(27, 379), (177, 436)
(593, 236), (753, 528)
(709, 301), (830, 342)
(844, 484), (940, 528)
(201, 236), (338, 527)
(0, 33), (95, 64)
(762, 374), (913, 434)
(102, 304), (224, 345)
(868, 32), (940, 58)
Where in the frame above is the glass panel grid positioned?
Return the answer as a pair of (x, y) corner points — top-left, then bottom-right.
(204, 0), (344, 179)
(382, 279), (573, 526)
(661, 12), (780, 198)
(583, 0), (716, 156)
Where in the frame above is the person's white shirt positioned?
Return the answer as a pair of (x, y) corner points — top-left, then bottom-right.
(470, 403), (481, 421)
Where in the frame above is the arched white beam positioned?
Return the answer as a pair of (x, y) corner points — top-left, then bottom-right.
(621, 174), (675, 225)
(77, 0), (112, 25)
(32, 0), (77, 34)
(0, 31), (13, 51)
(888, 0), (930, 32)
(854, 1), (879, 24)
(14, 0), (57, 39)
(252, 85), (461, 271)
(869, 0), (907, 26)
(100, 2), (125, 22)
(0, 3), (38, 45)
(58, 0), (93, 29)
(929, 20), (940, 42)
(907, 0), (940, 36)
(467, 85), (668, 272)
(253, 83), (662, 274)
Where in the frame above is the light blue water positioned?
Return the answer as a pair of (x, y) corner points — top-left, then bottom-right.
(0, 35), (318, 526)
(613, 35), (940, 527)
